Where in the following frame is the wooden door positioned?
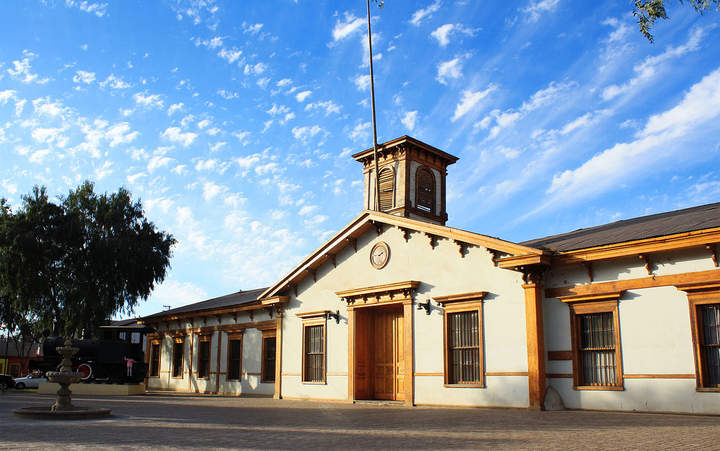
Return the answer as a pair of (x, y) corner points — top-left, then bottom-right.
(372, 308), (404, 400)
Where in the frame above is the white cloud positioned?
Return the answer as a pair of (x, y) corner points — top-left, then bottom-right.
(452, 86), (496, 122)
(197, 119), (211, 129)
(305, 100), (341, 116)
(64, 0), (108, 17)
(295, 90), (312, 102)
(602, 27), (705, 101)
(266, 104), (291, 116)
(147, 279), (208, 311)
(243, 23), (264, 35)
(410, 0), (441, 26)
(304, 214), (329, 226)
(168, 102), (184, 115)
(106, 122), (139, 147)
(298, 205), (318, 216)
(233, 130), (250, 143)
(401, 111), (418, 131)
(521, 0), (560, 24)
(431, 24), (475, 47)
(99, 74), (130, 89)
(332, 14), (364, 41)
(349, 121), (371, 142)
(28, 149), (50, 163)
(218, 48), (243, 63)
(276, 78), (292, 87)
(354, 74), (370, 91)
(94, 161), (113, 180)
(243, 62), (267, 75)
(256, 77), (270, 89)
(0, 90), (16, 104)
(7, 52), (50, 84)
(236, 154), (261, 171)
(161, 126), (198, 147)
(72, 70), (95, 84)
(217, 89), (238, 99)
(202, 181), (227, 201)
(560, 112), (594, 135)
(291, 125), (323, 143)
(542, 67), (720, 211)
(436, 57), (463, 85)
(147, 155), (174, 173)
(133, 91), (164, 109)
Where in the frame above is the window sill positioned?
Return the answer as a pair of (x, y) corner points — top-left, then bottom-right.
(302, 381), (327, 385)
(574, 385), (624, 391)
(696, 387), (720, 393)
(443, 383), (485, 388)
(171, 377), (184, 380)
(261, 380), (275, 384)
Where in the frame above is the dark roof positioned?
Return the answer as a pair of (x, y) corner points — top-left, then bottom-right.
(103, 319), (141, 327)
(521, 202), (720, 252)
(142, 287), (268, 320)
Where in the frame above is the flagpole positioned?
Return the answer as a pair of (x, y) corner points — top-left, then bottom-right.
(367, 0), (381, 212)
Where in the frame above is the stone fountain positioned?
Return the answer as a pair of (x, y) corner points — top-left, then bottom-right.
(13, 338), (111, 419)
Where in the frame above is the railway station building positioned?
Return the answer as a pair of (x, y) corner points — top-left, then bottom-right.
(140, 136), (720, 414)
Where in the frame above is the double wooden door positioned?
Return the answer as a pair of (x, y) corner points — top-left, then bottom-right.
(355, 306), (405, 401)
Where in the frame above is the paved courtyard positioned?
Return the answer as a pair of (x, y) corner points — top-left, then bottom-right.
(1, 391), (719, 450)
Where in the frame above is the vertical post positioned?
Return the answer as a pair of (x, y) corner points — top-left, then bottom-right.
(274, 311), (283, 399)
(215, 331), (222, 394)
(403, 300), (414, 406)
(367, 0), (381, 211)
(523, 275), (546, 410)
(347, 307), (356, 402)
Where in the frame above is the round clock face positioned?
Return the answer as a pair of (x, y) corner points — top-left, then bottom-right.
(370, 242), (390, 269)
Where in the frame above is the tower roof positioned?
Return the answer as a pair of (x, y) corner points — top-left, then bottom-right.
(352, 135), (459, 165)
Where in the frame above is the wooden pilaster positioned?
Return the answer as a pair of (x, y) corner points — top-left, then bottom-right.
(523, 281), (546, 410)
(274, 311), (283, 399)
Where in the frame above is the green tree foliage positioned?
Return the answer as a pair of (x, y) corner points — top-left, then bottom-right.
(634, 0), (720, 42)
(0, 182), (175, 338)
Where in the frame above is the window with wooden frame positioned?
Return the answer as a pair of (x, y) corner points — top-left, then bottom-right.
(301, 316), (326, 383)
(226, 333), (243, 381)
(415, 166), (435, 213)
(149, 341), (161, 377)
(261, 330), (277, 383)
(378, 167), (394, 212)
(436, 292), (486, 387)
(171, 338), (184, 379)
(567, 299), (623, 390)
(682, 285), (720, 391)
(197, 335), (211, 379)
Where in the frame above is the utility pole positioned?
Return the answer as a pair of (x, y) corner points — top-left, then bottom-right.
(367, 0), (381, 211)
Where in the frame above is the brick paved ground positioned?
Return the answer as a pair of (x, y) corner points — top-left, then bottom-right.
(1, 391), (719, 450)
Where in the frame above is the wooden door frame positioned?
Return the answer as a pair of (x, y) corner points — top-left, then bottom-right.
(348, 298), (414, 406)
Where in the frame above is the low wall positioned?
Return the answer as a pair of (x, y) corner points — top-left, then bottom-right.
(38, 382), (145, 395)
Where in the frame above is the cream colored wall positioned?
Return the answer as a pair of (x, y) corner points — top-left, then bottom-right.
(146, 310), (275, 396)
(544, 247), (720, 414)
(280, 223), (528, 407)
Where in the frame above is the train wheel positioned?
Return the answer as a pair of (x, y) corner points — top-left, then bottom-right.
(77, 363), (93, 381)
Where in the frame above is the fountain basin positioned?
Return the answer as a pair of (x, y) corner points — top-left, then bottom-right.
(13, 406), (111, 420)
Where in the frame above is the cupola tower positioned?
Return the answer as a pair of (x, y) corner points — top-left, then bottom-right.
(352, 136), (458, 225)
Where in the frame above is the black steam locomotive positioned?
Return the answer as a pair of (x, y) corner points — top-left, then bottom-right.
(30, 321), (151, 384)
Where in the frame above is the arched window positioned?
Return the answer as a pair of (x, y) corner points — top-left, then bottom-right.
(416, 167), (435, 213)
(378, 167), (394, 211)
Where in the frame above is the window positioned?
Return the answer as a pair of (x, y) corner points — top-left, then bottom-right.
(197, 337), (211, 379)
(227, 335), (243, 381)
(438, 294), (484, 387)
(698, 304), (720, 387)
(149, 341), (160, 377)
(131, 332), (141, 344)
(415, 167), (435, 213)
(262, 331), (277, 383)
(172, 339), (184, 378)
(569, 301), (623, 389)
(378, 167), (394, 211)
(303, 321), (326, 383)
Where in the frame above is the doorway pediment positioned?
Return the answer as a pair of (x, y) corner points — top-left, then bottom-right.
(336, 280), (419, 307)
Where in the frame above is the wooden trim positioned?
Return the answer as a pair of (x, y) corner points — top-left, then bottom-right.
(404, 301), (414, 406)
(557, 291), (623, 304)
(296, 310), (330, 319)
(554, 227), (720, 264)
(302, 317), (326, 384)
(188, 332), (194, 389)
(259, 295), (290, 306)
(215, 331), (222, 392)
(442, 300), (484, 388)
(347, 308), (356, 402)
(569, 299), (624, 390)
(274, 313), (283, 399)
(546, 269), (720, 299)
(496, 254), (552, 269)
(261, 330), (276, 383)
(523, 282), (546, 409)
(684, 287), (720, 389)
(485, 371), (529, 377)
(336, 281), (420, 299)
(548, 351), (572, 361)
(623, 374), (695, 379)
(433, 291), (487, 305)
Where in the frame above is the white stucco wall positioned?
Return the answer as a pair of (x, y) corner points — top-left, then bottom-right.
(280, 223), (529, 407)
(544, 247), (720, 414)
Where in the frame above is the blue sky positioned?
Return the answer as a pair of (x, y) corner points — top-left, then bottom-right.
(1, 0), (719, 318)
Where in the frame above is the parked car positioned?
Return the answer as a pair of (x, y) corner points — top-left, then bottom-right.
(13, 372), (47, 389)
(0, 374), (15, 391)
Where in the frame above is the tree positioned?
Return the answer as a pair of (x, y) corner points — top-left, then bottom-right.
(0, 182), (176, 338)
(634, 0), (720, 42)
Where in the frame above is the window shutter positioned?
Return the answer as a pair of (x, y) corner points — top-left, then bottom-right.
(378, 168), (394, 211)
